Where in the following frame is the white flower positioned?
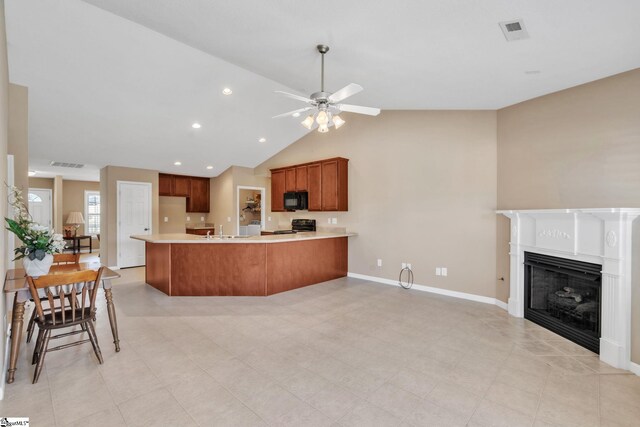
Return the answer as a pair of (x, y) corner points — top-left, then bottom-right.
(29, 223), (49, 233)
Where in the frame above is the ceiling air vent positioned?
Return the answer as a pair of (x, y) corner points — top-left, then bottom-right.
(50, 161), (85, 169)
(499, 19), (529, 41)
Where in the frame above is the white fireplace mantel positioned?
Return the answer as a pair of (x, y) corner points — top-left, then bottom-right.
(498, 208), (640, 370)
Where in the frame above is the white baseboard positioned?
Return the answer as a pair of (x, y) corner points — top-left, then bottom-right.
(630, 361), (640, 376)
(347, 272), (508, 310)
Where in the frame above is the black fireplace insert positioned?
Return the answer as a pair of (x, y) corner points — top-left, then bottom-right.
(524, 252), (601, 353)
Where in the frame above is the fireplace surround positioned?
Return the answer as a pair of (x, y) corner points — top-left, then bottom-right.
(498, 208), (640, 370)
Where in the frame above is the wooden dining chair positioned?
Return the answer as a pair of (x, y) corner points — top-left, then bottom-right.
(25, 253), (82, 343)
(27, 268), (105, 383)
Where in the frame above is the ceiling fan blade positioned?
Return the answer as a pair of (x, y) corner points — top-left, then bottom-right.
(339, 104), (381, 116)
(274, 90), (313, 103)
(328, 83), (363, 103)
(272, 106), (314, 119)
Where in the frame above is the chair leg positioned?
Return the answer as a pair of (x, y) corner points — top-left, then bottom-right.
(33, 330), (51, 384)
(32, 328), (45, 365)
(25, 307), (36, 343)
(85, 321), (103, 364)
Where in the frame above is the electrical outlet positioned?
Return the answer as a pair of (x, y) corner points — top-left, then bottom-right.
(442, 267), (448, 276)
(200, 216), (205, 221)
(407, 263), (412, 270)
(268, 216), (272, 221)
(227, 217), (231, 222)
(327, 218), (332, 224)
(436, 267), (441, 276)
(164, 217), (168, 223)
(186, 216), (191, 221)
(401, 262), (407, 269)
(377, 259), (382, 267)
(331, 218), (337, 224)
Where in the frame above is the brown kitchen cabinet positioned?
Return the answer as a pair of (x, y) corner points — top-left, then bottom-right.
(307, 163), (322, 211)
(159, 173), (210, 212)
(188, 177), (210, 212)
(186, 227), (215, 235)
(321, 158), (348, 211)
(270, 157), (348, 212)
(295, 165), (308, 191)
(271, 169), (286, 212)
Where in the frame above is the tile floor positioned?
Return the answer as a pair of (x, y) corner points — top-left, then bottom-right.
(1, 260), (639, 426)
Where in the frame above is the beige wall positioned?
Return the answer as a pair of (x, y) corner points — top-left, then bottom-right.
(0, 0), (10, 397)
(100, 166), (159, 267)
(53, 175), (63, 232)
(159, 196), (187, 233)
(254, 110), (498, 299)
(29, 177), (53, 189)
(62, 180), (100, 249)
(8, 84), (27, 194)
(497, 68), (640, 364)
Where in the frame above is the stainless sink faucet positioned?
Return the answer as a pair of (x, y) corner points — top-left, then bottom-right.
(206, 230), (211, 239)
(219, 225), (223, 237)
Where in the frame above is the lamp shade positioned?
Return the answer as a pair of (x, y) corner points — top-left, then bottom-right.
(66, 211), (85, 225)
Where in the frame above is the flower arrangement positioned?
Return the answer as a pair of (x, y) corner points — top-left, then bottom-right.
(4, 186), (66, 261)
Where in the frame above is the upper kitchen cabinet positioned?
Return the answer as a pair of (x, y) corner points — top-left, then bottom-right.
(270, 157), (348, 212)
(173, 175), (191, 197)
(159, 173), (173, 196)
(295, 165), (308, 191)
(321, 158), (348, 211)
(158, 173), (210, 212)
(188, 177), (210, 212)
(271, 169), (286, 212)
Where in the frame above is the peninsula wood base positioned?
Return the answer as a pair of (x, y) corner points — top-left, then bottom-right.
(144, 237), (348, 296)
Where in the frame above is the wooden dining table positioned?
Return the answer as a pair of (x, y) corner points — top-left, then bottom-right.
(3, 262), (121, 384)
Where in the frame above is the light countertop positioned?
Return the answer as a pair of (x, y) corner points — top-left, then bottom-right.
(131, 231), (357, 244)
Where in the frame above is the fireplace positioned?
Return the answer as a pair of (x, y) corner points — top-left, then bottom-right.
(498, 208), (640, 370)
(524, 252), (601, 353)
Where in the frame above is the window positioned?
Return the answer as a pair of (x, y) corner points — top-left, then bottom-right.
(85, 191), (100, 235)
(28, 193), (43, 202)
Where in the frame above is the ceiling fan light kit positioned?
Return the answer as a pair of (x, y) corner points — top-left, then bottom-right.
(274, 44), (380, 133)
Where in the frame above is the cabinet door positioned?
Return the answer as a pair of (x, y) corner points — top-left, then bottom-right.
(321, 159), (348, 211)
(295, 166), (308, 191)
(271, 170), (285, 212)
(284, 168), (296, 192)
(159, 174), (173, 196)
(173, 175), (191, 197)
(307, 163), (322, 211)
(187, 178), (210, 212)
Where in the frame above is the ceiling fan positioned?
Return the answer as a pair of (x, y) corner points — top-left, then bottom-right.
(273, 45), (380, 133)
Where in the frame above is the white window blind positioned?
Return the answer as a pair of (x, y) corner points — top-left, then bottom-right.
(85, 191), (100, 235)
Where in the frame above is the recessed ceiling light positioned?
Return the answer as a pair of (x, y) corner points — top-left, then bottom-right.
(206, 165), (213, 170)
(28, 171), (36, 176)
(174, 161), (182, 166)
(222, 88), (232, 95)
(192, 122), (201, 129)
(292, 112), (301, 118)
(258, 137), (266, 143)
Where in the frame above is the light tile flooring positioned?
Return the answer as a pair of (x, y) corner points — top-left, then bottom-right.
(2, 260), (639, 426)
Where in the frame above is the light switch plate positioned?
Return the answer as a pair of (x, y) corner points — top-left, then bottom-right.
(331, 218), (337, 224)
(200, 216), (205, 221)
(268, 216), (272, 221)
(377, 259), (382, 267)
(442, 267), (448, 276)
(227, 217), (231, 222)
(436, 267), (441, 276)
(186, 216), (191, 221)
(402, 262), (407, 269)
(164, 217), (168, 222)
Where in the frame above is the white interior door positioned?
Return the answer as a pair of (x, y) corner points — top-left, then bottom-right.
(117, 181), (152, 268)
(28, 188), (52, 230)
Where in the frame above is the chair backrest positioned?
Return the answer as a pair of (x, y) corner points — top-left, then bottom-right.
(53, 253), (80, 264)
(27, 268), (104, 326)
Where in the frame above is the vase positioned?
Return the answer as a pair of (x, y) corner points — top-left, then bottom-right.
(22, 253), (54, 277)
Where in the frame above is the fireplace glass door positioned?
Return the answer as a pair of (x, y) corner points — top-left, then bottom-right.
(524, 252), (601, 353)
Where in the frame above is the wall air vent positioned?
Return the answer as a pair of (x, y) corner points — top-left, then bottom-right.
(49, 161), (85, 168)
(499, 19), (529, 41)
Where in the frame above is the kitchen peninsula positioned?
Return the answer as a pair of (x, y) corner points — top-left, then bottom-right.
(132, 232), (355, 296)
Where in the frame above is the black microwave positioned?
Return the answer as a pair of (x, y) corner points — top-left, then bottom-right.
(284, 191), (308, 211)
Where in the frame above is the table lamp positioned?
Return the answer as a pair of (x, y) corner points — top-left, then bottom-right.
(66, 211), (85, 237)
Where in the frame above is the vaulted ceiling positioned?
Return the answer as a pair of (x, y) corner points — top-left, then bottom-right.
(6, 0), (640, 180)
